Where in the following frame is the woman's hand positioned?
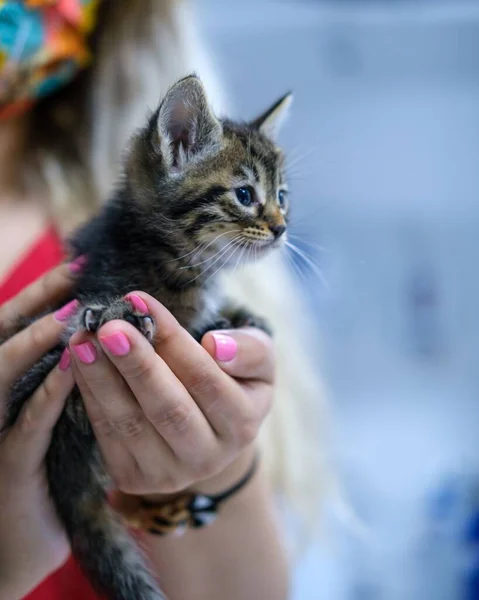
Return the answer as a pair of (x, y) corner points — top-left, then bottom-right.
(0, 263), (78, 598)
(69, 292), (274, 501)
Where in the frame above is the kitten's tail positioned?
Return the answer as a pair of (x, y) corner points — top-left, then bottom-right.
(48, 413), (166, 600)
(70, 499), (165, 600)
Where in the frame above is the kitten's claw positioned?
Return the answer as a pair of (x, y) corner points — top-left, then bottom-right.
(80, 300), (156, 343)
(83, 308), (101, 332)
(142, 316), (155, 342)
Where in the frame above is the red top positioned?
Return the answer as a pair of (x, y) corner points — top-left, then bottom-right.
(0, 228), (100, 599)
(0, 227), (64, 304)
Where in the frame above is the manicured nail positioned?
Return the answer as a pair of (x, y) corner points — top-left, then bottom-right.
(68, 255), (87, 274)
(59, 348), (71, 371)
(211, 333), (237, 362)
(100, 332), (131, 357)
(72, 341), (97, 364)
(126, 294), (148, 314)
(54, 299), (79, 322)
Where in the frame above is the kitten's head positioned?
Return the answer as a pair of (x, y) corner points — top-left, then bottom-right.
(128, 75), (292, 267)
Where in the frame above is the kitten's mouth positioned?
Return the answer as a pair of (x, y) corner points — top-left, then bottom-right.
(247, 237), (285, 252)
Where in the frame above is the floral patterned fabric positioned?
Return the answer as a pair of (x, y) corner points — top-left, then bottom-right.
(0, 0), (100, 118)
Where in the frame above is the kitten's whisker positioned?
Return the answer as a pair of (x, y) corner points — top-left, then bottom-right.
(168, 241), (206, 263)
(232, 240), (248, 276)
(188, 228), (242, 265)
(246, 242), (254, 267)
(289, 234), (328, 253)
(203, 239), (243, 286)
(171, 229), (241, 264)
(182, 236), (243, 286)
(283, 247), (308, 286)
(180, 234), (243, 270)
(285, 241), (331, 292)
(287, 243), (329, 290)
(286, 147), (317, 171)
(178, 235), (242, 271)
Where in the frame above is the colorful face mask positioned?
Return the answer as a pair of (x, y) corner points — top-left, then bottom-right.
(0, 0), (100, 119)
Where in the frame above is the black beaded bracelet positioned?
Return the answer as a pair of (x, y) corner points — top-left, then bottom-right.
(119, 456), (259, 536)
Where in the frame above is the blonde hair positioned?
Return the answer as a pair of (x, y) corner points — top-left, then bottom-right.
(30, 0), (329, 527)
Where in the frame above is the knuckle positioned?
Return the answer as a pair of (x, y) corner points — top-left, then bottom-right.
(1, 343), (15, 371)
(28, 319), (49, 350)
(121, 355), (154, 381)
(41, 372), (60, 401)
(155, 471), (192, 495)
(23, 371), (62, 428)
(112, 413), (145, 438)
(191, 455), (216, 480)
(149, 404), (191, 435)
(235, 419), (259, 446)
(112, 472), (137, 494)
(19, 401), (43, 432)
(187, 366), (215, 398)
(91, 417), (115, 438)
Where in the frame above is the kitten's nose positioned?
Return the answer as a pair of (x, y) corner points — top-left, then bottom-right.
(269, 224), (286, 239)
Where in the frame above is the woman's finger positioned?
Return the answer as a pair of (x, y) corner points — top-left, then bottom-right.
(122, 294), (256, 444)
(0, 257), (83, 328)
(201, 328), (275, 383)
(71, 360), (136, 488)
(0, 302), (78, 396)
(0, 351), (74, 479)
(69, 330), (160, 447)
(96, 320), (217, 465)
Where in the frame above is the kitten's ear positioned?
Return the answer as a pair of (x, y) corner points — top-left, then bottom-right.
(155, 75), (222, 170)
(251, 92), (293, 140)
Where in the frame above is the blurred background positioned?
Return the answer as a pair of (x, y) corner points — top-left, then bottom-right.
(197, 0), (479, 598)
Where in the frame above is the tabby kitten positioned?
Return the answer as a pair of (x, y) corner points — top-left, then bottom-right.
(3, 75), (292, 600)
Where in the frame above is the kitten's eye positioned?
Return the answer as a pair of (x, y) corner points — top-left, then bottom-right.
(278, 189), (288, 209)
(235, 186), (254, 207)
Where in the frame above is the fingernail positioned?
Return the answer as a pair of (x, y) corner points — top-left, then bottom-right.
(54, 299), (79, 322)
(59, 348), (71, 371)
(126, 294), (148, 314)
(212, 333), (237, 362)
(68, 255), (87, 274)
(100, 332), (131, 357)
(71, 341), (97, 364)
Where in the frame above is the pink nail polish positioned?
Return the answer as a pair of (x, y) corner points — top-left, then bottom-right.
(72, 341), (97, 364)
(54, 299), (79, 322)
(59, 348), (71, 371)
(126, 294), (148, 314)
(212, 333), (237, 362)
(100, 332), (131, 357)
(68, 255), (87, 274)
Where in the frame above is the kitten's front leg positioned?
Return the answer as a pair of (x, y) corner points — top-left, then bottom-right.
(80, 297), (156, 343)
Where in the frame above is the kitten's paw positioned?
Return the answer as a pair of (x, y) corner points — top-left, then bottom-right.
(229, 309), (273, 337)
(80, 299), (156, 343)
(193, 318), (232, 341)
(194, 310), (273, 341)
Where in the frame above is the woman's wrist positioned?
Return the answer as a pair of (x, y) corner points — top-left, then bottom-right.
(142, 446), (256, 503)
(110, 446), (258, 527)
